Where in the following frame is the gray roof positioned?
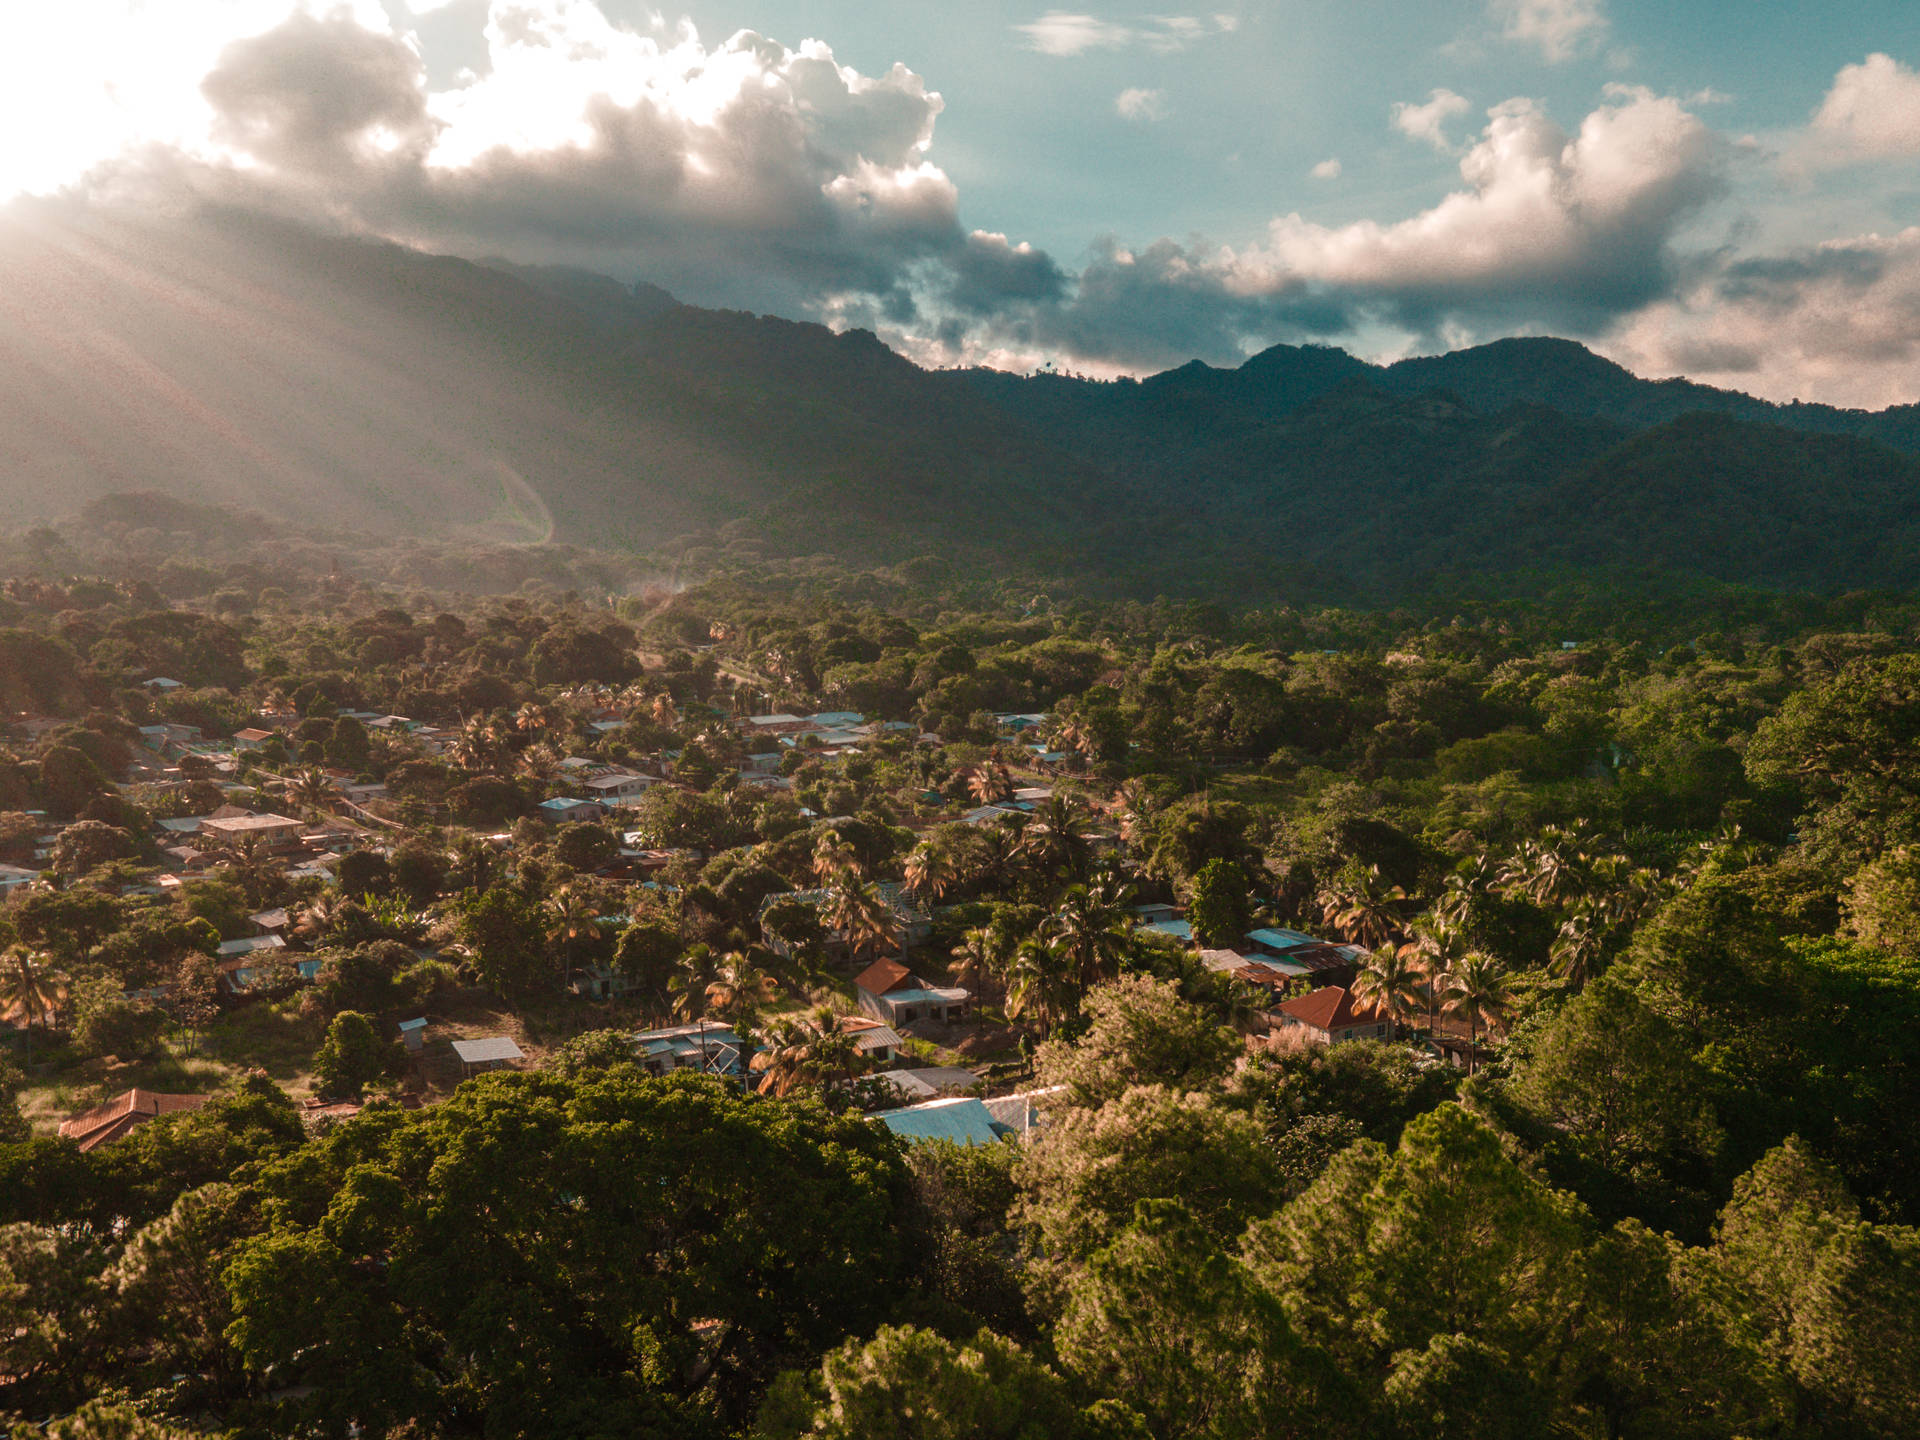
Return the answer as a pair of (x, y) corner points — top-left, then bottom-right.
(452, 1036), (525, 1064)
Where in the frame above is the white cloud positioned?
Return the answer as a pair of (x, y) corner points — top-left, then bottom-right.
(1115, 87), (1167, 121)
(1391, 88), (1471, 151)
(1606, 228), (1920, 408)
(1022, 86), (1722, 367)
(7, 0), (1072, 328)
(1489, 0), (1606, 63)
(1802, 52), (1920, 167)
(1015, 10), (1237, 57)
(1310, 157), (1341, 179)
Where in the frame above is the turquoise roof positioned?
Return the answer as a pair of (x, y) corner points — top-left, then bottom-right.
(872, 1097), (1006, 1146)
(1246, 927), (1319, 951)
(1141, 919), (1193, 940)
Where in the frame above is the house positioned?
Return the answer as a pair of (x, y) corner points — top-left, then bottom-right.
(229, 728), (276, 751)
(137, 722), (201, 753)
(759, 881), (934, 955)
(198, 812), (304, 850)
(1138, 918), (1193, 944)
(871, 1096), (1007, 1146)
(874, 1066), (981, 1102)
(840, 1014), (905, 1062)
(855, 957), (970, 1027)
(582, 772), (656, 805)
(739, 713), (816, 737)
(216, 934), (286, 959)
(452, 1036), (525, 1077)
(58, 1089), (208, 1151)
(994, 713), (1049, 733)
(1271, 986), (1391, 1046)
(631, 1022), (748, 1077)
(1244, 927), (1320, 956)
(141, 676), (184, 691)
(539, 796), (605, 823)
(0, 863), (39, 896)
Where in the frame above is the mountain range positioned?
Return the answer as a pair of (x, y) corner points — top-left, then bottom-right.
(9, 199), (1920, 602)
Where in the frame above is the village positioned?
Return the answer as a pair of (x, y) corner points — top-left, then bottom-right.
(10, 679), (1437, 1159)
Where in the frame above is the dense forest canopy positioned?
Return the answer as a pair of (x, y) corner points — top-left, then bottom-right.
(0, 520), (1917, 1439)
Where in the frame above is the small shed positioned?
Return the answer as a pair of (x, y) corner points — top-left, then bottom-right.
(452, 1035), (525, 1077)
(398, 1017), (428, 1053)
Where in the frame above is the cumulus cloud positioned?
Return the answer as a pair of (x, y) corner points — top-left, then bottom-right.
(1391, 88), (1471, 151)
(1310, 157), (1342, 180)
(1606, 228), (1920, 408)
(1016, 11), (1237, 57)
(1801, 52), (1920, 167)
(1115, 87), (1168, 121)
(996, 85), (1722, 368)
(34, 0), (1066, 328)
(1490, 0), (1606, 63)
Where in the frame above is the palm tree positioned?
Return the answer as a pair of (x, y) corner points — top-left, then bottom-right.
(515, 702), (559, 738)
(704, 952), (780, 1029)
(1040, 882), (1133, 993)
(650, 693), (680, 731)
(948, 926), (999, 1002)
(750, 1013), (821, 1097)
(668, 946), (722, 1022)
(1021, 796), (1092, 880)
(217, 833), (280, 907)
(1005, 938), (1074, 1042)
(1442, 952), (1512, 1074)
(966, 764), (1014, 806)
(546, 887), (601, 989)
(1497, 827), (1592, 910)
(1351, 943), (1424, 1041)
(281, 765), (337, 815)
(1549, 909), (1609, 990)
(1318, 866), (1410, 950)
(1406, 921), (1468, 1035)
(903, 843), (958, 906)
(1, 949), (62, 1066)
(826, 877), (900, 969)
(294, 892), (353, 946)
(813, 830), (863, 885)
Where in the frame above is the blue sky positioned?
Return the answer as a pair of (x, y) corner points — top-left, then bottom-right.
(8, 0), (1920, 404)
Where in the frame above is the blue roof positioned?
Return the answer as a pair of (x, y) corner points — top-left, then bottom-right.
(872, 1097), (1006, 1146)
(1246, 928), (1319, 951)
(397, 1017), (428, 1032)
(1140, 919), (1193, 940)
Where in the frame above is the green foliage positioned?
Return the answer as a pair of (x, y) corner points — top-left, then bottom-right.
(455, 885), (551, 1000)
(757, 1324), (1080, 1440)
(546, 1028), (638, 1077)
(1186, 859), (1251, 947)
(1032, 975), (1239, 1110)
(223, 1071), (910, 1436)
(1014, 1086), (1285, 1270)
(310, 1011), (398, 1099)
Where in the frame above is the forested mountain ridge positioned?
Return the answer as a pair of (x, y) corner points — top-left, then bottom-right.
(9, 200), (1920, 601)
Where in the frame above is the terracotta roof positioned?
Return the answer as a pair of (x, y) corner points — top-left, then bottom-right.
(854, 957), (913, 995)
(1274, 985), (1387, 1034)
(58, 1088), (209, 1152)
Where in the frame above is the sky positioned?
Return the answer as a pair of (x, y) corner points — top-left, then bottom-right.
(7, 0), (1920, 405)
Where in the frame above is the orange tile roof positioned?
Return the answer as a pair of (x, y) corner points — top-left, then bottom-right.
(1275, 985), (1387, 1034)
(58, 1088), (208, 1152)
(854, 957), (913, 995)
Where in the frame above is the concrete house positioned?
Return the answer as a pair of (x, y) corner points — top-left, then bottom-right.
(1271, 985), (1391, 1046)
(854, 957), (970, 1027)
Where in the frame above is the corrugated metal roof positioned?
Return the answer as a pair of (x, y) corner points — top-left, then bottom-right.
(872, 1097), (1005, 1146)
(452, 1036), (524, 1064)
